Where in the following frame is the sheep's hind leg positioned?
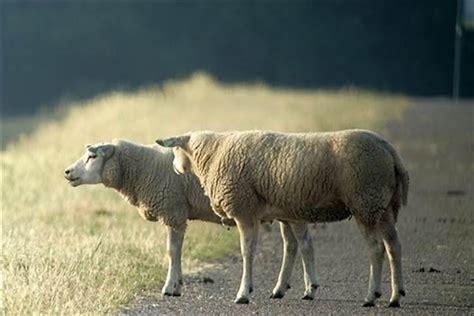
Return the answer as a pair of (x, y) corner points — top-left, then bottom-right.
(234, 217), (259, 304)
(356, 218), (384, 307)
(271, 221), (297, 299)
(290, 222), (319, 300)
(380, 208), (405, 308)
(162, 224), (186, 297)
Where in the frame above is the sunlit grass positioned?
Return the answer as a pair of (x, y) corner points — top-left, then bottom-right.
(1, 73), (407, 314)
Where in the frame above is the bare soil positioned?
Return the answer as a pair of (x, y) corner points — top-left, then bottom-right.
(120, 100), (473, 315)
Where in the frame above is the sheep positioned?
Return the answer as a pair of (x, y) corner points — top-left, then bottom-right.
(156, 129), (409, 307)
(64, 139), (318, 299)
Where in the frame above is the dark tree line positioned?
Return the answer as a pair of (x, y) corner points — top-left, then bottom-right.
(2, 0), (472, 116)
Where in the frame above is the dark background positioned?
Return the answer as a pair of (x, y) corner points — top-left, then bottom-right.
(2, 0), (473, 116)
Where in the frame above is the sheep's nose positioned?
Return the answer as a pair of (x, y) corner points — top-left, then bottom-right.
(64, 168), (71, 176)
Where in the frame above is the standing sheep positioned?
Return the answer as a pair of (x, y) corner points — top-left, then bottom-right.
(64, 139), (318, 299)
(156, 129), (409, 307)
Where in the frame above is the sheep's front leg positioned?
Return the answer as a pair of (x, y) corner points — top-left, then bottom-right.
(234, 217), (259, 304)
(271, 221), (297, 299)
(290, 222), (319, 300)
(162, 224), (186, 297)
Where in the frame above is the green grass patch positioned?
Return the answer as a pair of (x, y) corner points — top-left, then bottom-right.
(1, 73), (407, 314)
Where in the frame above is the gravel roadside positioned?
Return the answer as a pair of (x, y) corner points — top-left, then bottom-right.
(120, 100), (473, 315)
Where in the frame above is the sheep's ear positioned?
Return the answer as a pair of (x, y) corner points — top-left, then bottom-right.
(88, 144), (114, 159)
(156, 136), (190, 148)
(97, 144), (114, 159)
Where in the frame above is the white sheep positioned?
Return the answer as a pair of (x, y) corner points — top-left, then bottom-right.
(156, 129), (409, 307)
(64, 139), (318, 299)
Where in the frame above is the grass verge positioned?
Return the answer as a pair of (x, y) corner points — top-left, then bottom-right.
(1, 73), (407, 313)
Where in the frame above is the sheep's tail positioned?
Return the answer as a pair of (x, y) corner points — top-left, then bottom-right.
(384, 141), (409, 222)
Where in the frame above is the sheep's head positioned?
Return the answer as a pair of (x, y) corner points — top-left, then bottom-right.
(156, 135), (193, 175)
(157, 131), (218, 176)
(64, 143), (115, 187)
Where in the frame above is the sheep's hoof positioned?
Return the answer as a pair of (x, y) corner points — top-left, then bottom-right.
(302, 295), (314, 301)
(162, 290), (181, 297)
(399, 290), (406, 297)
(375, 292), (382, 298)
(270, 292), (284, 299)
(362, 301), (375, 307)
(388, 301), (401, 308)
(249, 286), (254, 294)
(234, 297), (250, 304)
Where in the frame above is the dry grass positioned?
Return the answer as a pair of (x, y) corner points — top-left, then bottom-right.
(1, 73), (407, 314)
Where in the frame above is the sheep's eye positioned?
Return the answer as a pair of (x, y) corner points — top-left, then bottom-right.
(86, 155), (97, 163)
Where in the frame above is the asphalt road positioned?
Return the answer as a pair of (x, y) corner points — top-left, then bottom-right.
(120, 100), (473, 315)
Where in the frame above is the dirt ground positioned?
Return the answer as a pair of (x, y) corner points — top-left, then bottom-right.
(120, 100), (473, 315)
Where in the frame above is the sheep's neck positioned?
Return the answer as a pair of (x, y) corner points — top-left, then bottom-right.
(192, 142), (218, 180)
(114, 150), (153, 207)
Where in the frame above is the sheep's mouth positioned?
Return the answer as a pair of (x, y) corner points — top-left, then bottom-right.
(65, 176), (81, 186)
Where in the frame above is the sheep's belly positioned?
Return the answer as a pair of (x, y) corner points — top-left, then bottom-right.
(264, 204), (352, 223)
(298, 206), (352, 223)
